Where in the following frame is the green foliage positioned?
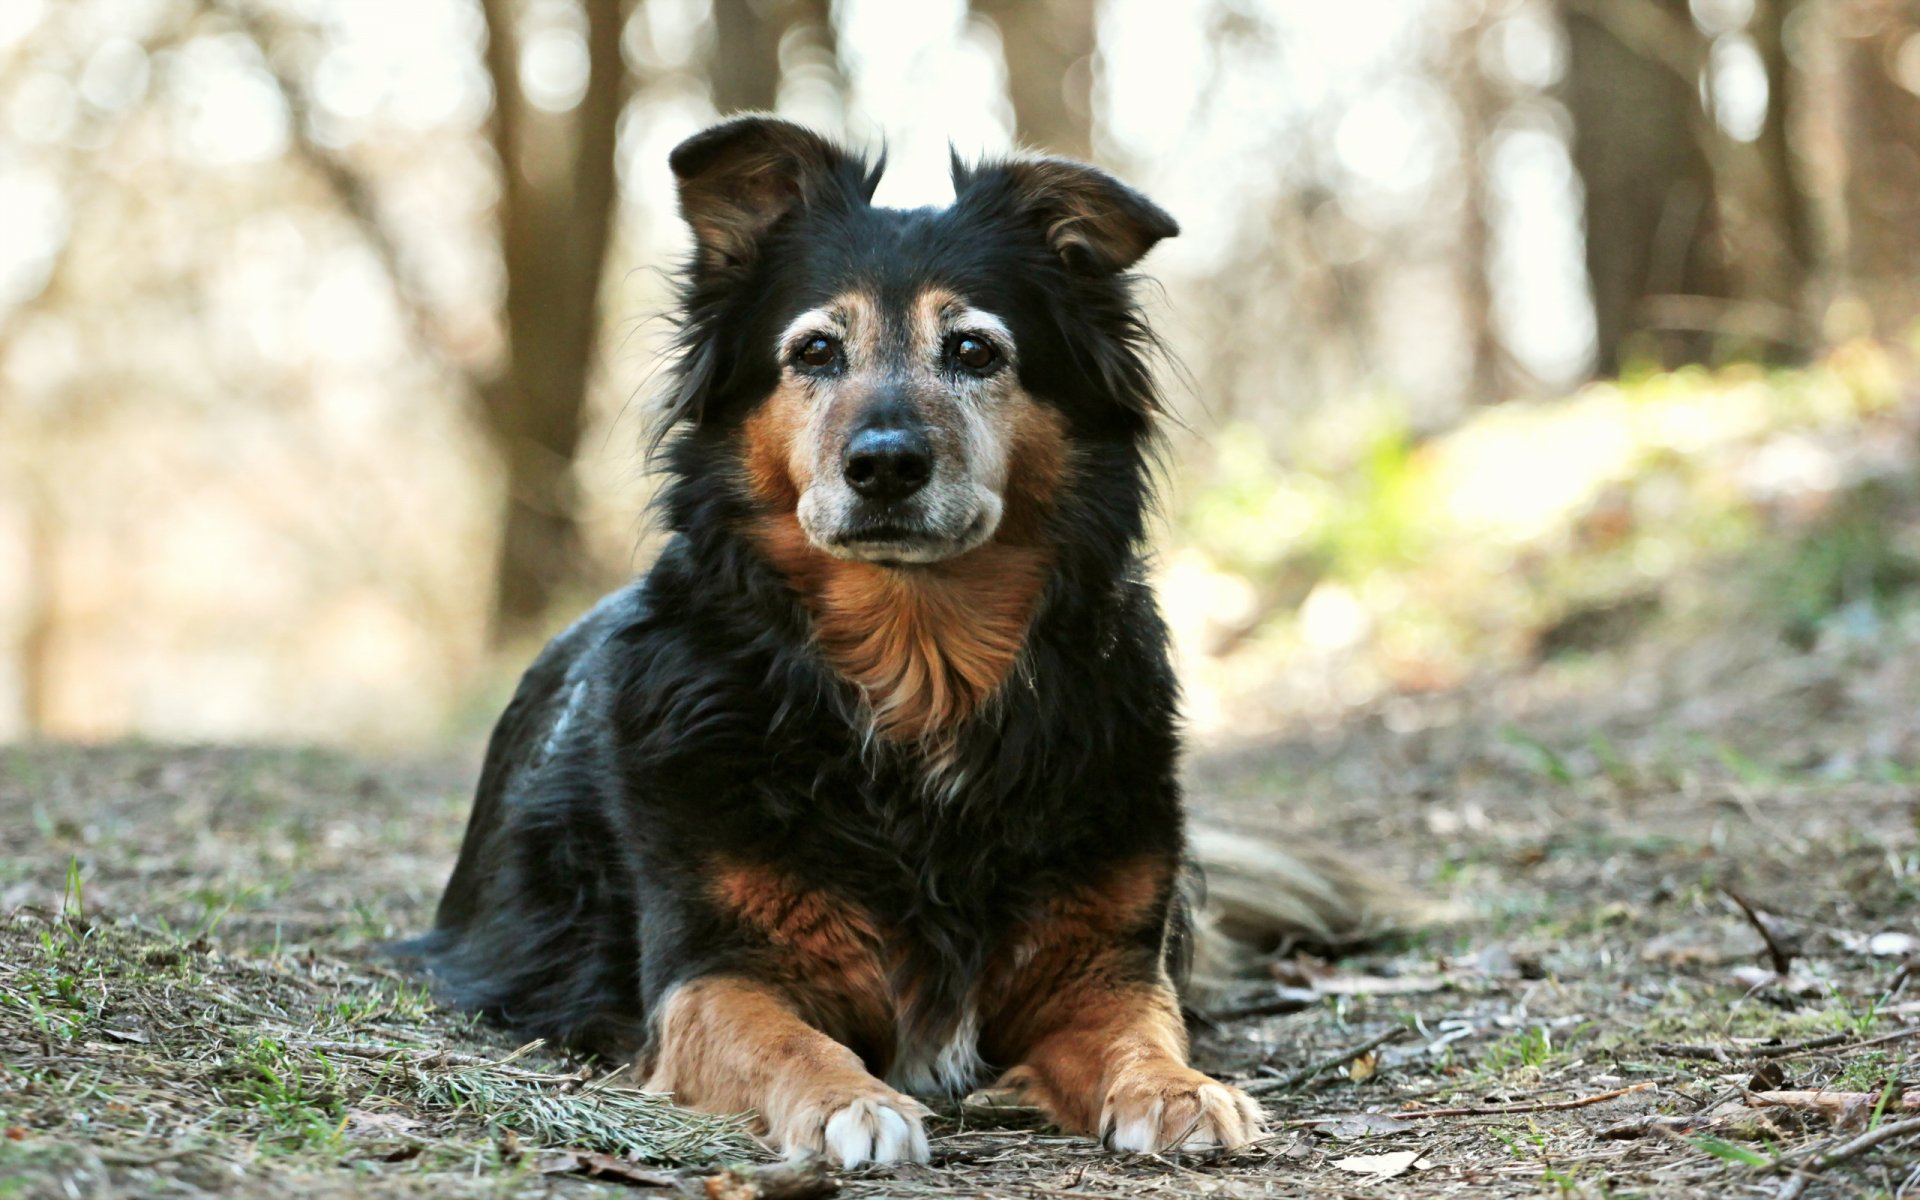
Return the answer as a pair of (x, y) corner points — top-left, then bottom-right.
(218, 1037), (348, 1153)
(1774, 482), (1920, 648)
(1171, 349), (1919, 702)
(1483, 1025), (1556, 1073)
(1687, 1136), (1772, 1168)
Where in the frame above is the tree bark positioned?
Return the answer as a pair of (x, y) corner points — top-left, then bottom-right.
(1451, 8), (1509, 402)
(217, 0), (634, 643)
(481, 0), (632, 642)
(973, 0), (1097, 158)
(1561, 0), (1732, 373)
(709, 0), (837, 115)
(1749, 0), (1817, 315)
(1836, 0), (1920, 335)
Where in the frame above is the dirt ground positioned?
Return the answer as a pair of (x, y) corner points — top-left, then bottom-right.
(3, 592), (1917, 1198)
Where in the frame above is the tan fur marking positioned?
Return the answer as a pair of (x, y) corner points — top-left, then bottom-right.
(741, 385), (810, 508)
(750, 517), (1051, 741)
(997, 400), (1070, 543)
(640, 976), (928, 1156)
(981, 858), (1264, 1150)
(736, 288), (1073, 743)
(709, 862), (891, 1042)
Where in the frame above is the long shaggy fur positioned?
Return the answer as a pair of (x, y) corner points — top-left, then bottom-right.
(401, 117), (1385, 1163)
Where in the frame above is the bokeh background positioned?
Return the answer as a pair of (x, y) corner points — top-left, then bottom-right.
(1, 0), (1916, 752)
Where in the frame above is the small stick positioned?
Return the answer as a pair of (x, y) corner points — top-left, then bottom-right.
(1724, 886), (1796, 976)
(1750, 1090), (1920, 1118)
(1244, 1027), (1411, 1097)
(1837, 1026), (1920, 1055)
(1776, 1115), (1920, 1200)
(1654, 1025), (1920, 1064)
(1652, 1032), (1852, 1061)
(1390, 1080), (1657, 1118)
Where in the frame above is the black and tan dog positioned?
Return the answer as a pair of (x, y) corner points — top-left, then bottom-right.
(412, 116), (1372, 1167)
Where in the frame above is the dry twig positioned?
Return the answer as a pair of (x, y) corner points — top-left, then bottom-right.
(1391, 1081), (1658, 1119)
(1244, 1027), (1411, 1097)
(1777, 1115), (1920, 1200)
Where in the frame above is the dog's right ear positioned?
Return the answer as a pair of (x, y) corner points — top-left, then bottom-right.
(669, 116), (873, 276)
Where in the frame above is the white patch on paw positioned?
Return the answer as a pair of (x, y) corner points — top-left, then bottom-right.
(1103, 1080), (1265, 1154)
(1106, 1096), (1166, 1153)
(819, 1098), (929, 1167)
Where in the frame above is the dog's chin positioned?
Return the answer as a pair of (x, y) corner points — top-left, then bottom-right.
(805, 509), (1000, 566)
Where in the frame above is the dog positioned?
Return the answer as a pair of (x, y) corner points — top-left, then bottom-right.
(410, 116), (1377, 1167)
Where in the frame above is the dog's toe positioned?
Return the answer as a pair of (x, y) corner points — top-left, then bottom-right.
(1101, 1067), (1263, 1154)
(813, 1096), (930, 1167)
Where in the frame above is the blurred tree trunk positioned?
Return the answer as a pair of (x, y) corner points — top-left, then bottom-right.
(711, 0), (836, 112)
(479, 0), (632, 643)
(228, 0), (634, 643)
(1451, 8), (1508, 403)
(1749, 0), (1817, 317)
(973, 0), (1097, 158)
(1561, 0), (1732, 373)
(1836, 0), (1920, 336)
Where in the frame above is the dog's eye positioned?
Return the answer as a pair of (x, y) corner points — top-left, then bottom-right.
(951, 335), (998, 374)
(794, 335), (839, 370)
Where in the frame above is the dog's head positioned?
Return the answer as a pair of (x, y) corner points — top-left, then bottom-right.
(661, 116), (1177, 567)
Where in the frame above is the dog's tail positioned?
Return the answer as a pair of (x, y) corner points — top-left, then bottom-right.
(1178, 823), (1409, 999)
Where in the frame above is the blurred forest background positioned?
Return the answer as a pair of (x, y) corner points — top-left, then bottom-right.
(0, 0), (1916, 749)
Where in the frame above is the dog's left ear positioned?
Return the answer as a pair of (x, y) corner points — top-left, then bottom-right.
(670, 116), (873, 275)
(953, 154), (1178, 275)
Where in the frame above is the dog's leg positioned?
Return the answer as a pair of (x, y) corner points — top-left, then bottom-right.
(994, 979), (1263, 1153)
(639, 975), (930, 1167)
(986, 858), (1265, 1154)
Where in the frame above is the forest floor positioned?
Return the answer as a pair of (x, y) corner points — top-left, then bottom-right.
(2, 576), (1917, 1199)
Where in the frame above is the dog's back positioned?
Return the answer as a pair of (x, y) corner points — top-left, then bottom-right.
(405, 582), (649, 1052)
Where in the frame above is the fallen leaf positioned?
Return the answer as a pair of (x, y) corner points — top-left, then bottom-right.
(1273, 1130), (1315, 1160)
(536, 1149), (678, 1187)
(1746, 1062), (1789, 1092)
(1309, 1113), (1417, 1139)
(4, 1127), (27, 1142)
(1332, 1150), (1428, 1179)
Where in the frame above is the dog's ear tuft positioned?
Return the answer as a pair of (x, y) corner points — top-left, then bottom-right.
(669, 116), (870, 275)
(954, 155), (1178, 275)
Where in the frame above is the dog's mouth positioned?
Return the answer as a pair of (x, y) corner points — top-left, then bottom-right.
(816, 509), (995, 566)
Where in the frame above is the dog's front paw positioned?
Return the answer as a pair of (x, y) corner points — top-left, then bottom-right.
(773, 1089), (931, 1167)
(1099, 1064), (1263, 1154)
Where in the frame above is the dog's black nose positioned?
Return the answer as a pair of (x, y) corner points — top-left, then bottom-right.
(843, 426), (932, 502)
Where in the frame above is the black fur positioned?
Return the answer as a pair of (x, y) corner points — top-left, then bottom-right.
(409, 120), (1187, 1083)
